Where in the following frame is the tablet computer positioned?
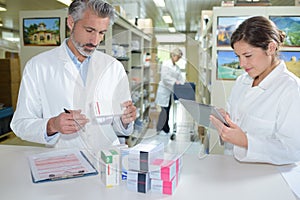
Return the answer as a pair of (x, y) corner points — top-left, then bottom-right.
(179, 98), (229, 145)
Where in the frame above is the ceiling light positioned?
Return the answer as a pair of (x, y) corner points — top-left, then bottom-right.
(163, 15), (173, 24)
(153, 0), (165, 7)
(56, 0), (73, 6)
(168, 27), (176, 33)
(0, 3), (7, 11)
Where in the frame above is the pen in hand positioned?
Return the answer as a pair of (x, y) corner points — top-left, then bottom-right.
(64, 108), (85, 132)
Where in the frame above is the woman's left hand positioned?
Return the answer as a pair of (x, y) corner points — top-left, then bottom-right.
(210, 114), (248, 148)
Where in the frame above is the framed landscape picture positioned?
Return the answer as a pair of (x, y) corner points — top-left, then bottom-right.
(23, 17), (61, 46)
(217, 50), (244, 80)
(216, 16), (250, 46)
(280, 51), (300, 77)
(270, 16), (300, 47)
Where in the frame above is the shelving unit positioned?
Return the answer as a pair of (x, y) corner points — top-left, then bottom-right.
(98, 15), (153, 145)
(196, 10), (213, 105)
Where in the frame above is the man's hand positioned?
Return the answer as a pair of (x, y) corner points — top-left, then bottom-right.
(121, 101), (136, 129)
(47, 109), (89, 136)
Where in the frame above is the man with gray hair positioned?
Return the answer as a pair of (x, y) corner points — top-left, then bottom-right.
(155, 48), (185, 135)
(11, 0), (136, 151)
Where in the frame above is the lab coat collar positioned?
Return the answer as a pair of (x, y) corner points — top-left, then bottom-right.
(56, 39), (73, 64)
(242, 60), (286, 90)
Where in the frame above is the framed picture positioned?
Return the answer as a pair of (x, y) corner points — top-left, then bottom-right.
(217, 50), (244, 80)
(65, 17), (70, 38)
(270, 16), (300, 47)
(217, 16), (250, 46)
(280, 51), (300, 77)
(23, 17), (61, 46)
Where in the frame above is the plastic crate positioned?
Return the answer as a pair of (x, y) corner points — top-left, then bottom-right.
(0, 107), (13, 136)
(173, 82), (196, 101)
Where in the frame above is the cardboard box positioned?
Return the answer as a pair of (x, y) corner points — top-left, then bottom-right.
(100, 149), (120, 187)
(128, 141), (164, 172)
(127, 170), (151, 193)
(114, 5), (126, 18)
(149, 153), (181, 181)
(0, 58), (20, 110)
(151, 175), (177, 195)
(113, 144), (129, 180)
(128, 18), (153, 35)
(138, 18), (153, 35)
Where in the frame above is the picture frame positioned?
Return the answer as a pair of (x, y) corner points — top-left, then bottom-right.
(65, 17), (70, 38)
(23, 17), (61, 46)
(270, 16), (300, 47)
(217, 50), (244, 80)
(280, 51), (300, 77)
(216, 16), (250, 46)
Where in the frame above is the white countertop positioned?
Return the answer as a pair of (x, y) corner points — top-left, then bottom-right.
(0, 144), (296, 200)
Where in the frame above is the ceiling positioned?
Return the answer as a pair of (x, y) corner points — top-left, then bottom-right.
(0, 0), (296, 35)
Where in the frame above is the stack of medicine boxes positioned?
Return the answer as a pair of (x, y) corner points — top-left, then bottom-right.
(126, 141), (182, 195)
(149, 153), (182, 195)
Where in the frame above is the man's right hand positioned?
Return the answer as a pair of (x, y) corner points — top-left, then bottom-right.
(47, 110), (89, 136)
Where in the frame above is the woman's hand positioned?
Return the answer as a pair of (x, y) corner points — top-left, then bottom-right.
(210, 114), (248, 148)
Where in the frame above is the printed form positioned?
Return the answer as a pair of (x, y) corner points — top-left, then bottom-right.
(28, 149), (97, 183)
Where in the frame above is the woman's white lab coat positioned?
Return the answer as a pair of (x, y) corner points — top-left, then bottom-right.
(155, 59), (185, 107)
(227, 61), (300, 165)
(10, 40), (133, 151)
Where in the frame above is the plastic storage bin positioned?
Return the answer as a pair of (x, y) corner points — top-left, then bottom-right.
(0, 107), (13, 136)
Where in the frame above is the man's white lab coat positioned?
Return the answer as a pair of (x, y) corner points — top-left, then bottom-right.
(11, 40), (133, 151)
(155, 59), (185, 107)
(227, 61), (300, 165)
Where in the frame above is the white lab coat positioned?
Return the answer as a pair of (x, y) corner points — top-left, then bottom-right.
(11, 39), (133, 151)
(155, 59), (185, 107)
(227, 61), (300, 165)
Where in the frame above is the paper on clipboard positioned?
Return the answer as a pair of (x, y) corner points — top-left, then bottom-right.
(28, 149), (98, 183)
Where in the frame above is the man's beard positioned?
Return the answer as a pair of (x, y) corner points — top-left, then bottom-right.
(70, 33), (97, 57)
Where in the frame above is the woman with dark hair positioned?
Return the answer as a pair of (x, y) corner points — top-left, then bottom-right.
(210, 16), (300, 165)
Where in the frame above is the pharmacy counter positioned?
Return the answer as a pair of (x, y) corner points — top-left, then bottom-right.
(0, 144), (296, 200)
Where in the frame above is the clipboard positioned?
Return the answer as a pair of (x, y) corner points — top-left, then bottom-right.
(28, 149), (98, 183)
(179, 98), (229, 145)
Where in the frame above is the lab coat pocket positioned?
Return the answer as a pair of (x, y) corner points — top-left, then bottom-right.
(243, 114), (275, 136)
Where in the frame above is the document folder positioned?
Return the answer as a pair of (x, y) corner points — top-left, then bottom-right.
(28, 149), (98, 183)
